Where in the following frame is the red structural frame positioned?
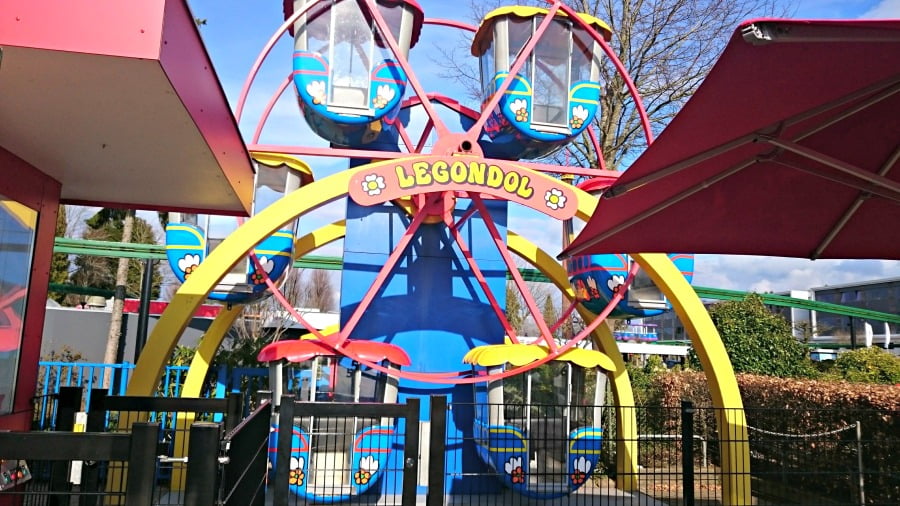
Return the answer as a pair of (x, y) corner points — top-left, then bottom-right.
(0, 146), (61, 431)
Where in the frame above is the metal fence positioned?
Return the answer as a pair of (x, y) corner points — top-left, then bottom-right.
(442, 401), (898, 505)
(270, 397), (421, 505)
(20, 366), (900, 505)
(218, 399), (273, 505)
(0, 423), (160, 505)
(33, 362), (270, 430)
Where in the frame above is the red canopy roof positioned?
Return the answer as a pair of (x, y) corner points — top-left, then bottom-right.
(257, 339), (411, 367)
(563, 19), (900, 260)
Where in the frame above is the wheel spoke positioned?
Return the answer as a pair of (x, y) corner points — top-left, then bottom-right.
(362, 0), (451, 138)
(337, 194), (434, 346)
(443, 201), (519, 342)
(466, 2), (562, 137)
(470, 194), (559, 352)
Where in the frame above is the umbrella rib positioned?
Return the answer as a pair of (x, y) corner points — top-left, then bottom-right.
(603, 133), (756, 198)
(790, 78), (900, 142)
(773, 159), (900, 203)
(809, 144), (900, 259)
(606, 76), (900, 200)
(761, 137), (900, 203)
(563, 158), (756, 256)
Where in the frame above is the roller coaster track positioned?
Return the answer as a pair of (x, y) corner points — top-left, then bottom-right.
(53, 238), (900, 324)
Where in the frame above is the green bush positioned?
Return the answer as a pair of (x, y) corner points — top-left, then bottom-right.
(832, 347), (900, 384)
(689, 294), (816, 378)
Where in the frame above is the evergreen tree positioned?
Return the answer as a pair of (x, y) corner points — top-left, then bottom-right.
(68, 210), (162, 298)
(48, 205), (70, 303)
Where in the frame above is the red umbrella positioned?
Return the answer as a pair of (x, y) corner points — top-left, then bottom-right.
(563, 19), (900, 260)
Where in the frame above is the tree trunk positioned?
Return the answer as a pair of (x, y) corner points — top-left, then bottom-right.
(102, 209), (134, 389)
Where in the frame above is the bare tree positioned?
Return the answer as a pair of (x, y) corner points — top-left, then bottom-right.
(438, 0), (793, 170)
(299, 269), (336, 313)
(217, 267), (338, 366)
(103, 209), (134, 387)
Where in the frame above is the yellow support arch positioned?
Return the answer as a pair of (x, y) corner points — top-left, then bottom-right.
(126, 169), (355, 396)
(632, 253), (750, 503)
(507, 232), (639, 491)
(129, 161), (749, 504)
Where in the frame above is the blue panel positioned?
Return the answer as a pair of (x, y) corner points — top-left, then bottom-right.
(340, 198), (508, 494)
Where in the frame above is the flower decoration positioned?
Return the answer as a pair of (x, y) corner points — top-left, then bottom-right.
(178, 254), (201, 279)
(362, 174), (386, 197)
(289, 456), (305, 486)
(545, 188), (567, 211)
(504, 456), (525, 484)
(570, 456), (590, 485)
(509, 98), (528, 123)
(570, 105), (589, 129)
(354, 455), (379, 485)
(586, 276), (600, 299)
(250, 256), (274, 285)
(306, 81), (326, 105)
(372, 85), (396, 109)
(608, 275), (625, 294)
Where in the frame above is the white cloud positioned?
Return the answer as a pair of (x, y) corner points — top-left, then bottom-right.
(860, 0), (900, 18)
(694, 255), (900, 293)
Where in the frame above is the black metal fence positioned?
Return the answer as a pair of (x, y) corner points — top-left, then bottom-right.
(5, 393), (897, 505)
(270, 396), (421, 505)
(442, 400), (898, 505)
(0, 423), (159, 505)
(218, 399), (273, 505)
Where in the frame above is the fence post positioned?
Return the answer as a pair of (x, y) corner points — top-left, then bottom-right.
(272, 395), (295, 506)
(224, 392), (243, 434)
(56, 386), (82, 431)
(426, 395), (447, 506)
(46, 386), (83, 505)
(856, 421), (865, 506)
(402, 398), (421, 506)
(184, 422), (221, 506)
(126, 423), (160, 506)
(85, 389), (108, 432)
(681, 400), (695, 506)
(78, 389), (110, 506)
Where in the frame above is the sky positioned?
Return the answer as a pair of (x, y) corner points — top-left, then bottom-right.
(180, 0), (900, 295)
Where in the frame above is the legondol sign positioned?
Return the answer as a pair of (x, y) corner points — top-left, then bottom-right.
(349, 156), (578, 220)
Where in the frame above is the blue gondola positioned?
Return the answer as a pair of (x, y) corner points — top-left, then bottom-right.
(165, 154), (312, 303)
(464, 344), (612, 499)
(472, 6), (612, 160)
(286, 0), (424, 148)
(259, 339), (410, 502)
(567, 252), (695, 318)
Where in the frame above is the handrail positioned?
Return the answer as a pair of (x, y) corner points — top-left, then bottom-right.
(51, 238), (900, 323)
(692, 286), (900, 325)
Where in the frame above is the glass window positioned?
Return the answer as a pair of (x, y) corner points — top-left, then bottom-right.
(629, 261), (666, 307)
(0, 198), (37, 415)
(302, 0), (332, 55)
(507, 17), (533, 80)
(329, 0), (374, 109)
(253, 165), (289, 215)
(181, 213), (198, 227)
(206, 216), (246, 276)
(532, 17), (571, 127)
(571, 26), (597, 83)
(373, 1), (403, 48)
(479, 42), (495, 104)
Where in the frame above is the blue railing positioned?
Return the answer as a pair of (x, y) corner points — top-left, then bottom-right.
(35, 361), (269, 430)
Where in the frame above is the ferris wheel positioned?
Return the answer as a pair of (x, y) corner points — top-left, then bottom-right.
(153, 0), (698, 500)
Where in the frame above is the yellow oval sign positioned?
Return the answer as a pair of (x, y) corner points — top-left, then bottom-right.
(349, 155), (577, 220)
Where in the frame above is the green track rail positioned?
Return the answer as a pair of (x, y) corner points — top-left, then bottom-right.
(54, 238), (900, 323)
